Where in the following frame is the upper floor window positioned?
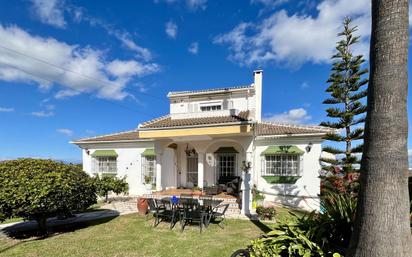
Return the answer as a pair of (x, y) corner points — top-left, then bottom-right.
(200, 105), (222, 112)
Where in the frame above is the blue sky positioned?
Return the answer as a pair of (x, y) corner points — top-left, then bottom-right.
(0, 0), (410, 163)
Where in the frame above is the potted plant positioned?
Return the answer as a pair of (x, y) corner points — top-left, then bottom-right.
(192, 186), (203, 196)
(144, 175), (153, 191)
(252, 184), (264, 209)
(256, 206), (276, 220)
(137, 197), (148, 215)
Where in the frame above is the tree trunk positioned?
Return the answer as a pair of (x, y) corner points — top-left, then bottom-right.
(348, 0), (412, 256)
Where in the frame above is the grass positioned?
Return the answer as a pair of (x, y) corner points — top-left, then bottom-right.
(0, 214), (269, 257)
(275, 206), (308, 223)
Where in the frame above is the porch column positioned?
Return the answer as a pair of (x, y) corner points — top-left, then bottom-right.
(198, 152), (205, 189)
(241, 151), (253, 216)
(156, 153), (163, 191)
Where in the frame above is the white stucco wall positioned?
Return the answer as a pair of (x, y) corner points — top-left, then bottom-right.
(80, 141), (154, 196)
(252, 136), (323, 211)
(169, 91), (256, 120)
(78, 134), (324, 211)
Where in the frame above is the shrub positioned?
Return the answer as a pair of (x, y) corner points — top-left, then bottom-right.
(250, 216), (325, 257)
(94, 176), (128, 202)
(0, 158), (96, 234)
(252, 185), (265, 202)
(250, 192), (356, 257)
(256, 206), (276, 220)
(320, 166), (360, 196)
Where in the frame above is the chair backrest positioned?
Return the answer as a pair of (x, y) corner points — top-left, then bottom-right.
(213, 203), (230, 215)
(180, 194), (193, 199)
(147, 198), (157, 211)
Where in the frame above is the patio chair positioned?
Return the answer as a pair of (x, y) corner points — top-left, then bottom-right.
(179, 198), (206, 233)
(146, 198), (157, 221)
(207, 203), (230, 229)
(153, 198), (179, 229)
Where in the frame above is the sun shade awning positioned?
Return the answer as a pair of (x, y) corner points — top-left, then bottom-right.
(91, 150), (118, 157)
(261, 145), (304, 155)
(214, 147), (239, 154)
(141, 148), (156, 157)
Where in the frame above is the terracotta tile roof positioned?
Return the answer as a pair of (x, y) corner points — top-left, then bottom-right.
(73, 130), (141, 143)
(168, 85), (253, 97)
(140, 110), (250, 129)
(255, 122), (334, 136)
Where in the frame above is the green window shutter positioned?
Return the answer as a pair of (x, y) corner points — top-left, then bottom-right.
(260, 145), (304, 156)
(214, 147), (239, 154)
(91, 150), (118, 157)
(141, 148), (156, 157)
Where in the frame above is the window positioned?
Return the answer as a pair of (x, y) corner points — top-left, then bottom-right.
(218, 154), (236, 177)
(262, 155), (300, 176)
(93, 157), (117, 175)
(200, 105), (222, 112)
(142, 156), (156, 184)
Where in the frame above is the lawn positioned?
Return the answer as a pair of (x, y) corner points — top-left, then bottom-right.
(0, 214), (269, 257)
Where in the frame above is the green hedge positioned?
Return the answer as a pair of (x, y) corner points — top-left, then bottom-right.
(262, 176), (301, 184)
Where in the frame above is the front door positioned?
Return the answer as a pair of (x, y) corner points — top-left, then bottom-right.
(186, 154), (198, 186)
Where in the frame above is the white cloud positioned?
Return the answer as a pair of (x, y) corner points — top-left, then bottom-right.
(76, 14), (153, 61)
(56, 128), (74, 136)
(264, 108), (311, 124)
(155, 0), (207, 11)
(32, 110), (54, 117)
(106, 60), (159, 78)
(0, 24), (159, 100)
(186, 0), (207, 11)
(301, 82), (309, 89)
(215, 0), (371, 68)
(251, 0), (288, 9)
(165, 21), (178, 39)
(34, 1), (154, 61)
(0, 107), (14, 112)
(188, 42), (199, 54)
(30, 0), (66, 28)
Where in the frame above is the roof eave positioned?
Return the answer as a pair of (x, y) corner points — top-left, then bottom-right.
(139, 121), (252, 131)
(255, 133), (328, 139)
(71, 139), (153, 145)
(167, 86), (254, 98)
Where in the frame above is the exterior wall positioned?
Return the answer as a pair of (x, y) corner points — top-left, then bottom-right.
(78, 135), (324, 212)
(252, 136), (323, 211)
(169, 91), (256, 119)
(80, 141), (154, 196)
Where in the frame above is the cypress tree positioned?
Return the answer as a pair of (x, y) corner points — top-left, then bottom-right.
(320, 18), (368, 174)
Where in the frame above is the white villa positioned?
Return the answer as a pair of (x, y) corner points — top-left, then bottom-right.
(72, 70), (333, 213)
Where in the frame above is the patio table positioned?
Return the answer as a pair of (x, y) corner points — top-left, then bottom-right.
(159, 197), (223, 232)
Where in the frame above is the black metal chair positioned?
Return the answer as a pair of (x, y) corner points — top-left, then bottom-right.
(207, 203), (230, 229)
(153, 198), (179, 229)
(146, 198), (157, 221)
(179, 198), (206, 233)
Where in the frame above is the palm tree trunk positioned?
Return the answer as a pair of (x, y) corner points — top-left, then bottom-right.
(348, 0), (412, 256)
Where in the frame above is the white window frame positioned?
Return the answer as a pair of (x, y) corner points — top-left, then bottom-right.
(141, 156), (156, 184)
(217, 153), (237, 177)
(92, 156), (117, 176)
(199, 101), (223, 112)
(261, 154), (301, 177)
